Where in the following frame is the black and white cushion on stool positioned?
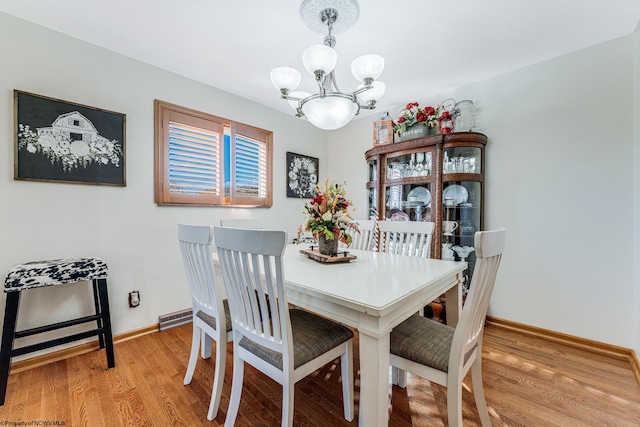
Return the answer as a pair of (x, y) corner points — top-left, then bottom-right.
(0, 256), (115, 406)
(4, 258), (109, 291)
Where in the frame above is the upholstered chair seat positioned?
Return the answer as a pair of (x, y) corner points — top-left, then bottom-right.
(239, 308), (353, 370)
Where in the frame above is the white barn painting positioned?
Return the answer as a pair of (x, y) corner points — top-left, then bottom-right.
(15, 91), (125, 186)
(19, 110), (122, 172)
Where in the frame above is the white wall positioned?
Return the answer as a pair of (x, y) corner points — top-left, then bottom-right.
(0, 12), (326, 357)
(634, 22), (640, 355)
(331, 36), (637, 348)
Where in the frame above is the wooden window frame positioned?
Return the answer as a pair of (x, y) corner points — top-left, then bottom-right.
(154, 100), (273, 207)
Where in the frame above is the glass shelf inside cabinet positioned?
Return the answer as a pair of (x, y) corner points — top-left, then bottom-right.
(386, 151), (432, 180)
(443, 147), (481, 174)
(385, 183), (432, 222)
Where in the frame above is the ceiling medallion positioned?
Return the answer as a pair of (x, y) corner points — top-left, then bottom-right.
(299, 0), (359, 35)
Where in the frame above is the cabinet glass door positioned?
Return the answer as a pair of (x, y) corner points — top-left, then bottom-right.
(385, 183), (433, 222)
(443, 147), (481, 174)
(442, 180), (481, 293)
(367, 159), (379, 219)
(367, 187), (378, 219)
(386, 151), (433, 180)
(442, 181), (481, 243)
(368, 159), (378, 182)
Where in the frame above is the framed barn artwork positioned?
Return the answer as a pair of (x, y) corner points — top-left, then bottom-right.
(14, 90), (126, 186)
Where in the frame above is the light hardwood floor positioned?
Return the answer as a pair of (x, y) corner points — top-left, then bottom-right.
(1, 323), (639, 426)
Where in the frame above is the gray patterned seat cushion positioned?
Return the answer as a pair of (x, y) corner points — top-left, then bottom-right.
(390, 314), (475, 373)
(195, 299), (233, 333)
(239, 308), (354, 370)
(4, 257), (108, 293)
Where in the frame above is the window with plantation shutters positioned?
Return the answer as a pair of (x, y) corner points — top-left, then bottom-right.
(155, 100), (272, 207)
(167, 118), (222, 202)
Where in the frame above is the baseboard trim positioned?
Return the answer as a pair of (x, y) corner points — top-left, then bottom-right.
(486, 316), (640, 386)
(9, 324), (160, 374)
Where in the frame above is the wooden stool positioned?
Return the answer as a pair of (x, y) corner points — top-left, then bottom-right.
(0, 257), (115, 406)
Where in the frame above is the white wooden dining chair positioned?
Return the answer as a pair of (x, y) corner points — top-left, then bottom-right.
(219, 219), (265, 229)
(389, 228), (506, 427)
(213, 226), (355, 427)
(345, 219), (377, 251)
(178, 224), (233, 421)
(377, 220), (435, 258)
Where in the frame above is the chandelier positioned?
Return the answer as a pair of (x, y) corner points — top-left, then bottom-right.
(270, 0), (385, 130)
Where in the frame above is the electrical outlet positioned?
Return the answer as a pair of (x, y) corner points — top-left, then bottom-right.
(129, 291), (140, 307)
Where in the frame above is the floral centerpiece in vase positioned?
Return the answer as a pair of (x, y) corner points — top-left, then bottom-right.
(299, 179), (360, 255)
(393, 102), (440, 142)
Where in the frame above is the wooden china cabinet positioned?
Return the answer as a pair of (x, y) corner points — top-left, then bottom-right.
(365, 131), (487, 290)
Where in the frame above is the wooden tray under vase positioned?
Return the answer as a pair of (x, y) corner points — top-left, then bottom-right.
(299, 248), (357, 264)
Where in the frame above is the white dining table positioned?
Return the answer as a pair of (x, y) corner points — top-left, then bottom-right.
(215, 244), (466, 427)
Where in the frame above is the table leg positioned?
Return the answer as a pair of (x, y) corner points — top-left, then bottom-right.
(444, 279), (461, 327)
(358, 330), (390, 427)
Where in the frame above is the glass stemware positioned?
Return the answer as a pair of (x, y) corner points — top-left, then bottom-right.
(452, 245), (475, 295)
(451, 245), (475, 262)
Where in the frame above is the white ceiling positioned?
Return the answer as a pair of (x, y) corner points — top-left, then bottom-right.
(2, 0), (640, 121)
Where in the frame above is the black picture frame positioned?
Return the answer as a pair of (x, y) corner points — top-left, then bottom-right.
(286, 152), (318, 198)
(14, 90), (126, 186)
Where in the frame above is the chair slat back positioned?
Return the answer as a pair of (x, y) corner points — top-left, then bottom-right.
(377, 220), (435, 258)
(451, 228), (506, 366)
(178, 224), (225, 321)
(214, 227), (291, 356)
(219, 219), (265, 229)
(347, 219), (377, 251)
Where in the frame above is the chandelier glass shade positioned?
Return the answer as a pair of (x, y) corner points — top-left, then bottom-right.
(270, 0), (385, 130)
(302, 45), (337, 76)
(357, 81), (386, 104)
(269, 67), (301, 93)
(351, 54), (385, 82)
(301, 95), (359, 130)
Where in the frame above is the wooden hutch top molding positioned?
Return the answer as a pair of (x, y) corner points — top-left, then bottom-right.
(365, 132), (487, 158)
